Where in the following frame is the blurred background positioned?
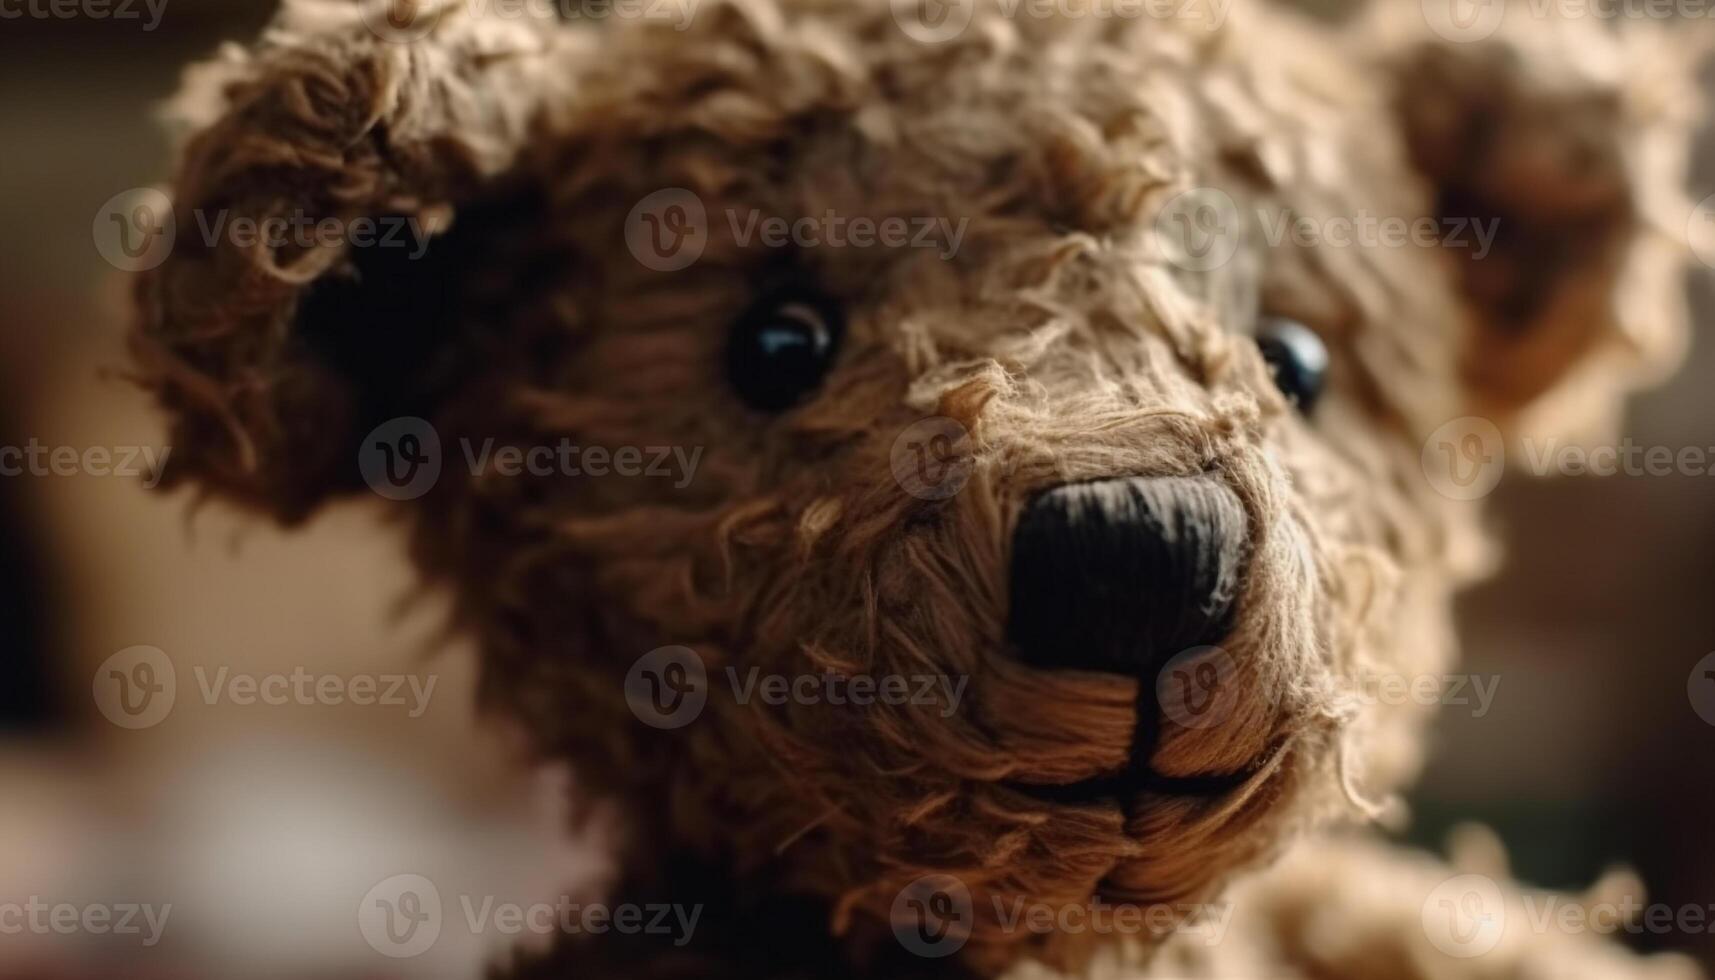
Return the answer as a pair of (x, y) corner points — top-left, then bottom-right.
(0, 0), (1711, 977)
(0, 6), (604, 979)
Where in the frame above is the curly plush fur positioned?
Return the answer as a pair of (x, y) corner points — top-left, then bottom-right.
(1093, 832), (1705, 980)
(131, 0), (1704, 976)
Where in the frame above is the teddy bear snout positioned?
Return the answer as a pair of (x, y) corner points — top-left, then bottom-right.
(1006, 475), (1249, 678)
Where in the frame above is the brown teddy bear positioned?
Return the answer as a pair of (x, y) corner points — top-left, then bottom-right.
(130, 0), (1706, 976)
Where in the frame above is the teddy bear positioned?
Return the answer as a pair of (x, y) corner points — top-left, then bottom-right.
(128, 0), (1706, 976)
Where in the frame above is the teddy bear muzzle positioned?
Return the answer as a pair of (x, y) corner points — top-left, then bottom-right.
(1006, 475), (1250, 680)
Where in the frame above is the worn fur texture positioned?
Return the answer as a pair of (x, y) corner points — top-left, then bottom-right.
(131, 0), (1704, 976)
(1095, 832), (1705, 980)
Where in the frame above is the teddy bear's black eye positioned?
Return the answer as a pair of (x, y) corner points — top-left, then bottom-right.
(725, 289), (844, 412)
(1256, 317), (1328, 414)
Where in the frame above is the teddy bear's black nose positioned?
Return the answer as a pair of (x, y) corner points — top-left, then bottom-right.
(1006, 476), (1249, 677)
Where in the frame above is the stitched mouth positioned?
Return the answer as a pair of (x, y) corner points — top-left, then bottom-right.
(1003, 739), (1289, 807)
(999, 475), (1254, 806)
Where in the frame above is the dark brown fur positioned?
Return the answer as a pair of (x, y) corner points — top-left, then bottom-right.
(130, 1), (1703, 976)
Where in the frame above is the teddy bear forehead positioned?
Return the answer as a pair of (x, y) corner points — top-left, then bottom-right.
(536, 0), (1460, 432)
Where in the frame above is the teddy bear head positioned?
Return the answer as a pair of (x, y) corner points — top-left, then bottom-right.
(132, 0), (1700, 971)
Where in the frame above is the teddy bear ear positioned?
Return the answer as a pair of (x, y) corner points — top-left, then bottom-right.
(131, 0), (581, 522)
(1372, 6), (1707, 447)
